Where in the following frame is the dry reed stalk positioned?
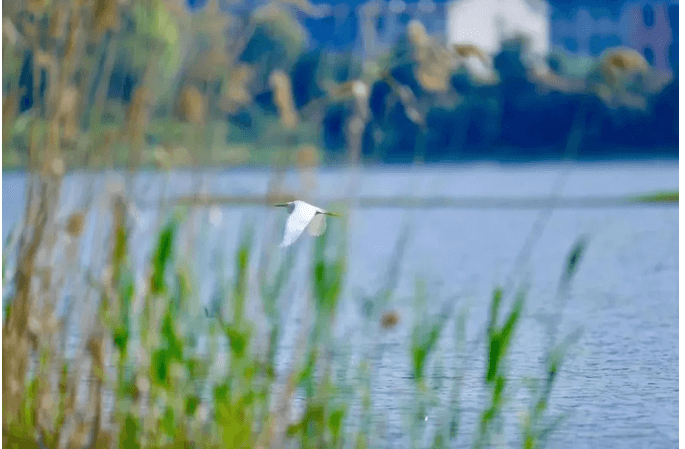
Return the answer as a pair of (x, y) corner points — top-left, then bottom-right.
(43, 120), (63, 177)
(2, 92), (18, 144)
(348, 82), (370, 165)
(87, 30), (119, 131)
(125, 84), (153, 169)
(34, 305), (58, 435)
(27, 121), (41, 172)
(3, 16), (22, 44)
(84, 331), (105, 449)
(4, 0), (125, 445)
(177, 84), (207, 125)
(2, 172), (67, 440)
(2, 173), (61, 429)
(59, 8), (85, 94)
(7, 163), (65, 441)
(267, 289), (315, 449)
(296, 145), (319, 197)
(68, 420), (93, 449)
(221, 65), (254, 114)
(182, 78), (212, 258)
(325, 79), (370, 166)
(255, 343), (302, 449)
(270, 70), (299, 130)
(407, 21), (454, 93)
(49, 6), (69, 41)
(91, 0), (121, 40)
(83, 28), (118, 131)
(61, 193), (117, 446)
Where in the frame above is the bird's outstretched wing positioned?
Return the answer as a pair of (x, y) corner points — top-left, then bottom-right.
(307, 213), (327, 236)
(280, 202), (318, 247)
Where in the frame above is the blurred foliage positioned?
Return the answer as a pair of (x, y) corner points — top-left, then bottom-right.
(2, 0), (678, 170)
(629, 190), (679, 204)
(0, 0), (645, 445)
(2, 192), (589, 447)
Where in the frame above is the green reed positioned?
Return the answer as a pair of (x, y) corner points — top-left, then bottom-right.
(2, 203), (584, 449)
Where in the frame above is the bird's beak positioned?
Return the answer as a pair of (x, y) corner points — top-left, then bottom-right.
(274, 203), (288, 207)
(325, 212), (341, 217)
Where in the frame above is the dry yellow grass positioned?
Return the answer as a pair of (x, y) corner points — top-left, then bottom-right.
(270, 70), (299, 129)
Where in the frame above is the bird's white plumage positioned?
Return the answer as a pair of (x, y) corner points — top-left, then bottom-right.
(279, 200), (328, 247)
(307, 213), (327, 236)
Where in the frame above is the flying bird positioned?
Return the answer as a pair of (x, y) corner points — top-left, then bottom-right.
(275, 200), (340, 247)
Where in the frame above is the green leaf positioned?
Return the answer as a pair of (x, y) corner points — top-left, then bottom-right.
(113, 268), (135, 354)
(233, 224), (253, 325)
(162, 407), (175, 436)
(185, 395), (201, 416)
(562, 236), (587, 286)
(225, 324), (250, 359)
(151, 348), (169, 385)
(297, 349), (318, 387)
(498, 292), (524, 357)
(120, 413), (141, 449)
(150, 218), (178, 294)
(329, 407), (346, 444)
(161, 308), (184, 361)
(411, 305), (448, 381)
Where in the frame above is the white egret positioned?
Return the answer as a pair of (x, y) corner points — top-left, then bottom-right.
(274, 200), (340, 247)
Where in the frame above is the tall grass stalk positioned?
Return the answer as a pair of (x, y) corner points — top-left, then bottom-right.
(2, 181), (586, 449)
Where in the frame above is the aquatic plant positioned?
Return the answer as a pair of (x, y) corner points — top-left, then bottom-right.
(2, 189), (586, 448)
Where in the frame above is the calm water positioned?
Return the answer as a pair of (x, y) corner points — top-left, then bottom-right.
(2, 161), (679, 448)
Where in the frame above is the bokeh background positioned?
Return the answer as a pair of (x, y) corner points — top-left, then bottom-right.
(1, 0), (679, 167)
(1, 1), (679, 448)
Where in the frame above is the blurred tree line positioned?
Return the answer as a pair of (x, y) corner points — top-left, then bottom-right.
(2, 0), (678, 170)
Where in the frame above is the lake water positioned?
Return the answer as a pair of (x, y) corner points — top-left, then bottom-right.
(1, 161), (679, 448)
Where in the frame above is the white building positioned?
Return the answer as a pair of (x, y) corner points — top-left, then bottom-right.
(446, 0), (551, 58)
(353, 0), (552, 71)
